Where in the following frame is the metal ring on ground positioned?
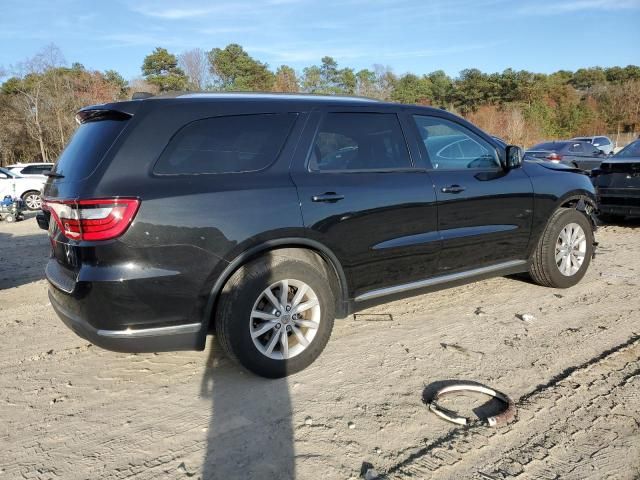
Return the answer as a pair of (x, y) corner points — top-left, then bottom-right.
(425, 382), (516, 427)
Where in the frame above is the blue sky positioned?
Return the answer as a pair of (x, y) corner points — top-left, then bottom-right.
(1, 0), (639, 80)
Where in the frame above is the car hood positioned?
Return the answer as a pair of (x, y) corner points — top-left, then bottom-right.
(524, 158), (584, 174)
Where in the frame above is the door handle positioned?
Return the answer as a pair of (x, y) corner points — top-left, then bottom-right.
(441, 185), (466, 194)
(312, 192), (345, 203)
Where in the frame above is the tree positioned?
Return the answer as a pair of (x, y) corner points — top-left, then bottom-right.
(141, 47), (188, 92)
(273, 65), (299, 92)
(178, 48), (210, 90)
(301, 65), (322, 93)
(391, 74), (432, 105)
(208, 44), (274, 91)
(427, 70), (453, 107)
(104, 70), (129, 99)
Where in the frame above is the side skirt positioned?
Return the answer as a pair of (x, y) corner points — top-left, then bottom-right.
(351, 259), (529, 312)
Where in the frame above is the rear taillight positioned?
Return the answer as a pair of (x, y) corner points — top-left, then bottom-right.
(546, 153), (562, 163)
(42, 198), (140, 241)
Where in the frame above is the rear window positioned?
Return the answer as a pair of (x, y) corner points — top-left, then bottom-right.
(154, 113), (297, 175)
(531, 142), (564, 150)
(52, 118), (128, 181)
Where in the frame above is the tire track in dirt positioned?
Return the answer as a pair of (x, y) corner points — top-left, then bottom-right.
(382, 335), (640, 479)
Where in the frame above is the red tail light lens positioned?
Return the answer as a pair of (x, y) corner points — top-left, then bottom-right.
(546, 153), (562, 163)
(43, 198), (140, 241)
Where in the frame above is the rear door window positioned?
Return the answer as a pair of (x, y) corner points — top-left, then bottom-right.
(52, 118), (129, 181)
(308, 113), (412, 172)
(154, 113), (297, 175)
(595, 137), (610, 146)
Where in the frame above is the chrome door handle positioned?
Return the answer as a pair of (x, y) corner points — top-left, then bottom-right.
(311, 192), (345, 203)
(441, 185), (466, 194)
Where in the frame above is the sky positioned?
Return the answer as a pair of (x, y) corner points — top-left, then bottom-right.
(1, 0), (639, 81)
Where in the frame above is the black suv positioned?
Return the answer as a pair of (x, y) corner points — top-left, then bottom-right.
(41, 93), (598, 377)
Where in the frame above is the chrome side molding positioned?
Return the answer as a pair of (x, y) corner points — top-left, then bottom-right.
(97, 322), (201, 338)
(355, 260), (527, 302)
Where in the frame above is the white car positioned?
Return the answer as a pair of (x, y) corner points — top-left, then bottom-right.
(570, 136), (614, 156)
(7, 162), (54, 180)
(0, 167), (45, 210)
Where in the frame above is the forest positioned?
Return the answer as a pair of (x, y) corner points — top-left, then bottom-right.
(1, 43), (638, 165)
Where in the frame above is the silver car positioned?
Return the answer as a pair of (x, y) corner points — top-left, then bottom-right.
(570, 136), (614, 156)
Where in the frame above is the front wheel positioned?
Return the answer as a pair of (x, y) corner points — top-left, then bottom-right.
(215, 252), (335, 378)
(529, 208), (594, 288)
(22, 191), (42, 210)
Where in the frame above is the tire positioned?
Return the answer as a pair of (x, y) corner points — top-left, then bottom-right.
(598, 213), (625, 224)
(215, 252), (335, 378)
(529, 207), (594, 288)
(22, 191), (42, 211)
(4, 214), (15, 223)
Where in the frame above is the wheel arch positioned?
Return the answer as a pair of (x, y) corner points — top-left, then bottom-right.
(527, 190), (598, 259)
(199, 238), (349, 346)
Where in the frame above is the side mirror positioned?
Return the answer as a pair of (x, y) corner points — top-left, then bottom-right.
(505, 145), (524, 169)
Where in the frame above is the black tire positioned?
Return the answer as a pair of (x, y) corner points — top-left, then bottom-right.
(529, 208), (594, 288)
(598, 213), (625, 224)
(215, 252), (335, 378)
(21, 191), (42, 211)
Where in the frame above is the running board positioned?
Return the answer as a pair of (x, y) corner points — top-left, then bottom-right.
(355, 260), (527, 302)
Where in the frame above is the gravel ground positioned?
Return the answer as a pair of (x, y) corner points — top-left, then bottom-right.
(1, 217), (639, 479)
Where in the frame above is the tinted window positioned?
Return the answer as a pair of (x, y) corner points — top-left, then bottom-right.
(568, 143), (584, 153)
(614, 140), (640, 158)
(595, 137), (610, 146)
(21, 165), (49, 175)
(588, 145), (601, 155)
(309, 113), (411, 171)
(155, 113), (297, 175)
(413, 115), (499, 170)
(531, 142), (565, 150)
(52, 119), (128, 181)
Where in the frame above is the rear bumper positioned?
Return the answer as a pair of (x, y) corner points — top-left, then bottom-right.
(49, 289), (203, 352)
(46, 258), (206, 352)
(597, 188), (640, 216)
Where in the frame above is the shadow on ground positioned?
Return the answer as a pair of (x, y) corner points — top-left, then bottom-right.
(200, 344), (294, 480)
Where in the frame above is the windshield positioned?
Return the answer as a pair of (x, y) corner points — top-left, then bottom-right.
(613, 140), (640, 158)
(0, 167), (18, 178)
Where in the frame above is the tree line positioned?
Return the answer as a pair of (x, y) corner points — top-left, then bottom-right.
(1, 43), (639, 165)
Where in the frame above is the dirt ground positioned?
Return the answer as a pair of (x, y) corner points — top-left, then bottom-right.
(1, 216), (639, 480)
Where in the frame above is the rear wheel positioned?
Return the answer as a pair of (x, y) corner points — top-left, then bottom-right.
(22, 191), (42, 210)
(529, 208), (594, 288)
(215, 252), (335, 378)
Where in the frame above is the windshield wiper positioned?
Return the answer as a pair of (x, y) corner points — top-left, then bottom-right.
(45, 172), (65, 178)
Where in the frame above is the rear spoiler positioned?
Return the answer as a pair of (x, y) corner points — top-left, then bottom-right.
(75, 109), (132, 125)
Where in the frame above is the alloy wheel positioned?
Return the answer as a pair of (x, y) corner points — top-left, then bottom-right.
(250, 279), (321, 360)
(555, 222), (587, 276)
(24, 193), (42, 210)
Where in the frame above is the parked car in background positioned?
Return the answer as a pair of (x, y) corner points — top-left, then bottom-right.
(40, 93), (597, 378)
(7, 162), (54, 179)
(526, 141), (606, 171)
(571, 136), (614, 156)
(591, 139), (640, 222)
(0, 167), (44, 210)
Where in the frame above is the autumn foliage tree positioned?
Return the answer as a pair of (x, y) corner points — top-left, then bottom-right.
(1, 43), (639, 165)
